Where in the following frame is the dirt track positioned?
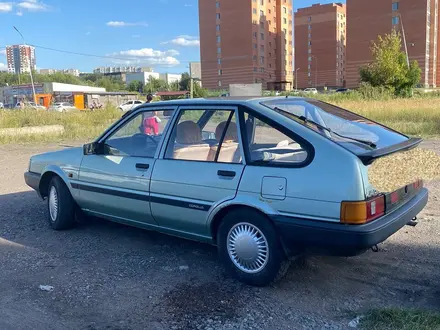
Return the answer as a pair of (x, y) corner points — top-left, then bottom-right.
(0, 141), (439, 330)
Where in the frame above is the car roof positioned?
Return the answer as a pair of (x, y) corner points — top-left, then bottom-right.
(141, 96), (309, 107)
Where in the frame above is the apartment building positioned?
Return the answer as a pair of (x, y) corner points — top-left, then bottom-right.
(199, 0), (294, 90)
(93, 66), (153, 74)
(294, 3), (346, 89)
(6, 45), (36, 74)
(346, 0), (438, 88)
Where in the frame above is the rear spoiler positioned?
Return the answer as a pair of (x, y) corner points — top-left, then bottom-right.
(357, 137), (423, 165)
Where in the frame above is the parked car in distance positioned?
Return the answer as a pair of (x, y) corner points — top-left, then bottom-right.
(24, 96), (428, 286)
(0, 102), (4, 109)
(303, 88), (318, 94)
(118, 100), (144, 112)
(15, 101), (46, 110)
(48, 102), (78, 112)
(335, 88), (350, 93)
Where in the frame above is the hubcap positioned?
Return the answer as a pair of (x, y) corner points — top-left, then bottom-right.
(48, 186), (59, 222)
(227, 222), (269, 274)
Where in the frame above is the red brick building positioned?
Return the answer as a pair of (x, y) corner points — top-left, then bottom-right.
(346, 0), (438, 88)
(199, 0), (294, 90)
(294, 3), (346, 89)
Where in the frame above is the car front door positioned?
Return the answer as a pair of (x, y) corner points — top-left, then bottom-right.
(150, 106), (246, 239)
(76, 106), (177, 225)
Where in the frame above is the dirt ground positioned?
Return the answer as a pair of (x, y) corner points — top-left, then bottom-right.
(0, 140), (439, 330)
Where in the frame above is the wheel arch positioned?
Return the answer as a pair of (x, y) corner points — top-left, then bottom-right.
(39, 166), (72, 198)
(208, 198), (278, 244)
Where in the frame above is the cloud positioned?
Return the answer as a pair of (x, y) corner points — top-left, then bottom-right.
(0, 2), (13, 12)
(106, 21), (148, 27)
(0, 63), (7, 71)
(0, 49), (6, 56)
(16, 10), (23, 15)
(184, 4), (192, 7)
(162, 35), (200, 47)
(17, 0), (50, 11)
(110, 48), (180, 67)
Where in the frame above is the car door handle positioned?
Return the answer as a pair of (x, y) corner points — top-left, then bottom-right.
(217, 170), (236, 178)
(136, 163), (150, 170)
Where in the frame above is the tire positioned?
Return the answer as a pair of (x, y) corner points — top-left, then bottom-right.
(217, 208), (290, 286)
(47, 176), (76, 230)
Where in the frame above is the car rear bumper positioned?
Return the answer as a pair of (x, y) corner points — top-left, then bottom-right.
(24, 171), (41, 193)
(272, 188), (429, 257)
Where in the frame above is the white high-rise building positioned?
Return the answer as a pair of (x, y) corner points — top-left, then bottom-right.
(6, 45), (36, 74)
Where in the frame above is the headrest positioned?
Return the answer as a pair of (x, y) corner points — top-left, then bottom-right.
(176, 120), (202, 144)
(215, 121), (238, 142)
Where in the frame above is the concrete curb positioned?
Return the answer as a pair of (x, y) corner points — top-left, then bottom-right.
(0, 125), (65, 137)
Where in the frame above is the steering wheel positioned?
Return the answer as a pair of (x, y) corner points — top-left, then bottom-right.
(132, 133), (159, 147)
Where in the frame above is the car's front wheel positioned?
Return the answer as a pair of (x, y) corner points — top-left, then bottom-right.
(47, 176), (76, 230)
(217, 208), (290, 286)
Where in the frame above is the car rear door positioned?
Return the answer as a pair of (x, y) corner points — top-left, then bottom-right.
(76, 106), (177, 225)
(150, 106), (246, 239)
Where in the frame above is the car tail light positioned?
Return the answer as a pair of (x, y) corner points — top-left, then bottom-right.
(340, 195), (385, 224)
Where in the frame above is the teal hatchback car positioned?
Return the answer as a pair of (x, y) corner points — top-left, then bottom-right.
(25, 97), (428, 286)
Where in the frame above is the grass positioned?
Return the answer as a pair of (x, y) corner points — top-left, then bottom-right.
(0, 107), (121, 144)
(1, 97), (440, 144)
(360, 308), (440, 330)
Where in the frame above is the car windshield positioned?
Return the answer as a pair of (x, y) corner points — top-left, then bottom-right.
(260, 98), (409, 154)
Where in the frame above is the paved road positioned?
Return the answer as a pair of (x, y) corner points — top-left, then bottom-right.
(0, 142), (439, 330)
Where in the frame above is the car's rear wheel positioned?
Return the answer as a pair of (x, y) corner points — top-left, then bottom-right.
(217, 208), (290, 286)
(47, 176), (76, 230)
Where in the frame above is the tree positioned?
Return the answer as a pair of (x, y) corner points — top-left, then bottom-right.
(359, 30), (421, 96)
(128, 80), (143, 92)
(179, 72), (208, 98)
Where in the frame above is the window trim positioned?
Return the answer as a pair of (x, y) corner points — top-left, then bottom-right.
(237, 105), (315, 168)
(98, 107), (178, 159)
(160, 106), (247, 165)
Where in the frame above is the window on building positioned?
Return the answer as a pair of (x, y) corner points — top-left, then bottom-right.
(336, 62), (339, 67)
(308, 56), (312, 61)
(217, 47), (221, 54)
(308, 33), (311, 38)
(253, 55), (257, 61)
(392, 16), (399, 25)
(268, 9), (271, 14)
(308, 49), (312, 54)
(269, 63), (272, 68)
(253, 31), (257, 38)
(392, 2), (399, 11)
(269, 52), (272, 57)
(308, 72), (311, 77)
(283, 28), (287, 35)
(260, 67), (264, 72)
(253, 8), (257, 14)
(254, 67), (258, 72)
(260, 21), (264, 28)
(308, 16), (311, 22)
(260, 0), (264, 4)
(284, 18), (287, 24)
(217, 36), (221, 43)
(283, 6), (287, 14)
(253, 43), (257, 49)
(218, 69), (222, 75)
(216, 1), (220, 8)
(260, 10), (264, 16)
(216, 24), (220, 31)
(260, 56), (264, 64)
(308, 24), (311, 30)
(218, 59), (221, 65)
(260, 45), (265, 51)
(253, 19), (257, 24)
(308, 64), (311, 70)
(216, 13), (221, 19)
(218, 81), (222, 87)
(308, 41), (312, 46)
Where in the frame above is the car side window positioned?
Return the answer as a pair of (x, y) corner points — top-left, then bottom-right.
(165, 109), (242, 163)
(243, 112), (308, 165)
(104, 109), (174, 158)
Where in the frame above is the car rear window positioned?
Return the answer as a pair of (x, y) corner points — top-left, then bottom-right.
(260, 98), (409, 154)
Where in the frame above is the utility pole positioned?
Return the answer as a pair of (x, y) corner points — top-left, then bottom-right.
(190, 78), (194, 99)
(398, 13), (410, 68)
(295, 68), (300, 90)
(13, 26), (36, 104)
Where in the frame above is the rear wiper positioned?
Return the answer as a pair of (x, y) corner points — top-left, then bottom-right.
(273, 107), (377, 149)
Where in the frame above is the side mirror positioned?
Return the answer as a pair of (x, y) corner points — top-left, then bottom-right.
(83, 142), (104, 155)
